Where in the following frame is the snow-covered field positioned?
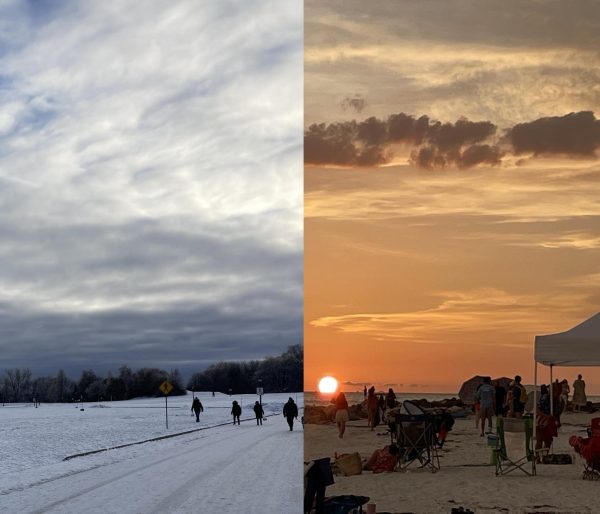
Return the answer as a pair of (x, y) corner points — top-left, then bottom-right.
(0, 392), (304, 513)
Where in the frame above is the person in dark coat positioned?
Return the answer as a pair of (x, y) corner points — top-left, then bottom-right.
(386, 388), (397, 409)
(283, 397), (298, 431)
(253, 401), (264, 425)
(231, 400), (242, 425)
(191, 397), (203, 422)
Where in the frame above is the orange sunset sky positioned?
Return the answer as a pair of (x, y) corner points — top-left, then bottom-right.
(304, 0), (600, 394)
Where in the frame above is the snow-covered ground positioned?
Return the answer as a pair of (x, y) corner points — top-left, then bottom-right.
(0, 392), (303, 513)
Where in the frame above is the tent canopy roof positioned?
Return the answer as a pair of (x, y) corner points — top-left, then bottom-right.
(535, 312), (600, 366)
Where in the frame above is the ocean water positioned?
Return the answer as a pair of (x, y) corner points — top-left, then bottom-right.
(304, 391), (600, 406)
(304, 391), (457, 406)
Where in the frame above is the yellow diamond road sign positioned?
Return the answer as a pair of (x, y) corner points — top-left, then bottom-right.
(159, 381), (173, 395)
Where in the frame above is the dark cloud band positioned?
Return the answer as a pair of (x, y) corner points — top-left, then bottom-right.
(306, 111), (598, 169)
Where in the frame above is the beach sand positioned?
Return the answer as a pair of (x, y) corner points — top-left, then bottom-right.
(305, 411), (599, 514)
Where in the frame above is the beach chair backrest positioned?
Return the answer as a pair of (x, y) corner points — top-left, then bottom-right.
(495, 416), (536, 476)
(496, 417), (534, 455)
(401, 400), (425, 416)
(502, 417), (526, 433)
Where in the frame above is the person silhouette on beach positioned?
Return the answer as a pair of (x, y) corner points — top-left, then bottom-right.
(385, 388), (397, 409)
(474, 376), (495, 436)
(333, 392), (349, 438)
(511, 375), (527, 419)
(367, 386), (378, 431)
(573, 374), (587, 412)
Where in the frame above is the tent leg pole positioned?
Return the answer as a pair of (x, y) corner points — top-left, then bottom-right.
(533, 361), (537, 453)
(550, 365), (553, 417)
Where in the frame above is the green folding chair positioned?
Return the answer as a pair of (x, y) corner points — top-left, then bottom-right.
(493, 417), (536, 476)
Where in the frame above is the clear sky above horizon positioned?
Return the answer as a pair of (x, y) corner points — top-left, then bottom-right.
(0, 0), (302, 377)
(305, 0), (600, 394)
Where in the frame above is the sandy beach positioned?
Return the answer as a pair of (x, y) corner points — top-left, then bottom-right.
(305, 410), (599, 514)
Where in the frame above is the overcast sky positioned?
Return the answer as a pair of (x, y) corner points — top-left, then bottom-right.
(0, 0), (303, 377)
(305, 0), (600, 392)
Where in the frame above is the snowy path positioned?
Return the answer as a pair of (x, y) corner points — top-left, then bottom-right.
(2, 416), (303, 514)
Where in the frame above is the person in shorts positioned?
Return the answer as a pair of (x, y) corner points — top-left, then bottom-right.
(333, 392), (349, 439)
(475, 376), (495, 436)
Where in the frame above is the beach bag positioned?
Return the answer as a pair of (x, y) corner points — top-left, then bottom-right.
(334, 452), (363, 476)
(542, 453), (572, 465)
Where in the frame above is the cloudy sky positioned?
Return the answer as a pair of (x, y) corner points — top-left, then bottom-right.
(0, 0), (302, 377)
(305, 0), (600, 392)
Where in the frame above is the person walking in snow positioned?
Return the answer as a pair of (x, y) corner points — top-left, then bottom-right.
(283, 397), (298, 431)
(253, 401), (264, 425)
(231, 400), (242, 425)
(191, 397), (203, 422)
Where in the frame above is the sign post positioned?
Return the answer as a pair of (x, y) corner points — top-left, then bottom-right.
(257, 378), (263, 408)
(159, 380), (173, 429)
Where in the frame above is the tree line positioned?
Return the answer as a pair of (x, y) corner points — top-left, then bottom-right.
(1, 345), (303, 403)
(1, 366), (186, 403)
(187, 345), (303, 394)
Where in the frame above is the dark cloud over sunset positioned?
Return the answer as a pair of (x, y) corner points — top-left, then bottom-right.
(305, 112), (598, 169)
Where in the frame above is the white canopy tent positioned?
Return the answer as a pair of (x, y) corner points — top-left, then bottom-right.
(533, 312), (600, 437)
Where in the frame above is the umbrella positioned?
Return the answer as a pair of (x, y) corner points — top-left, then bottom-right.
(458, 375), (515, 405)
(458, 375), (485, 405)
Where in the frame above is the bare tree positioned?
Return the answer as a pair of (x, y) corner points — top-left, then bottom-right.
(3, 368), (32, 402)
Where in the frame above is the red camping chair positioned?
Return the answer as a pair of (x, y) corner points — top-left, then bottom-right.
(570, 432), (600, 480)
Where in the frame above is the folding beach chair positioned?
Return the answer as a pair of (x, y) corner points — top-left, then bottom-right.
(304, 458), (370, 514)
(493, 416), (536, 476)
(305, 458), (334, 514)
(389, 401), (440, 472)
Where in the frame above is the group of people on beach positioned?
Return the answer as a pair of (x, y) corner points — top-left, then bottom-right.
(364, 386), (398, 431)
(330, 387), (400, 439)
(473, 373), (588, 460)
(190, 396), (300, 431)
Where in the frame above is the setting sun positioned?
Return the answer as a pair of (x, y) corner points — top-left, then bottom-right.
(318, 376), (338, 394)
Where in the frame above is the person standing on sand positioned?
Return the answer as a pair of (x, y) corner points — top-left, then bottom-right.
(535, 384), (557, 461)
(560, 379), (570, 414)
(231, 400), (241, 425)
(283, 397), (298, 431)
(511, 375), (527, 418)
(493, 380), (507, 417)
(253, 401), (264, 425)
(474, 383), (482, 430)
(573, 374), (587, 412)
(378, 393), (386, 423)
(191, 396), (203, 422)
(385, 388), (397, 409)
(475, 376), (495, 436)
(332, 392), (349, 438)
(366, 387), (378, 431)
(551, 379), (562, 427)
(363, 386), (367, 400)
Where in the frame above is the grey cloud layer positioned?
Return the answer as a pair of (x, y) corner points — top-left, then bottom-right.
(305, 111), (599, 169)
(0, 0), (302, 374)
(305, 1), (600, 128)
